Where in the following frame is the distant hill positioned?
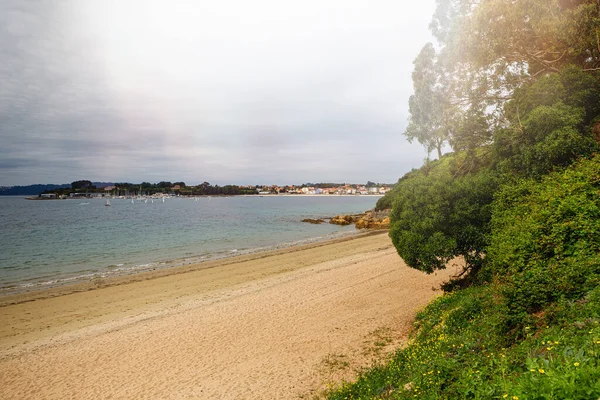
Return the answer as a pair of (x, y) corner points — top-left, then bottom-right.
(0, 182), (114, 196)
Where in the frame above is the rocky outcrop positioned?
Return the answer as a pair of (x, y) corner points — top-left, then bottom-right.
(300, 210), (393, 229)
(329, 215), (354, 225)
(355, 216), (390, 229)
(327, 210), (391, 230)
(346, 209), (391, 230)
(301, 218), (325, 224)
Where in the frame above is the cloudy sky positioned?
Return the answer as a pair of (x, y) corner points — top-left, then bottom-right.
(0, 0), (435, 186)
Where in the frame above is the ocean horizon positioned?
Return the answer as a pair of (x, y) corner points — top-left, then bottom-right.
(0, 195), (381, 294)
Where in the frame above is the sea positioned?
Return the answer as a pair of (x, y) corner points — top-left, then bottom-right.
(0, 195), (381, 294)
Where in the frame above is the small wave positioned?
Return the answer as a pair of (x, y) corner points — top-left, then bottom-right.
(0, 229), (363, 296)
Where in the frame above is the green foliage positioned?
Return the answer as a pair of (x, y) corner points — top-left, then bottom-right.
(156, 181), (173, 188)
(406, 1), (600, 157)
(495, 102), (598, 178)
(487, 154), (600, 338)
(389, 65), (599, 276)
(329, 155), (600, 400)
(494, 66), (600, 178)
(328, 283), (600, 399)
(71, 180), (93, 190)
(389, 162), (497, 273)
(376, 169), (422, 211)
(505, 66), (600, 126)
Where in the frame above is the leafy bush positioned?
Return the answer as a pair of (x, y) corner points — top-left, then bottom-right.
(495, 66), (600, 179)
(487, 154), (600, 338)
(389, 165), (497, 274)
(495, 102), (598, 178)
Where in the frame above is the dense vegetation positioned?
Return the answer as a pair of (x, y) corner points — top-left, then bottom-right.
(333, 0), (600, 398)
(333, 155), (600, 399)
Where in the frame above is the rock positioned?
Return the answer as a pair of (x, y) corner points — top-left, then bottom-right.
(301, 218), (325, 224)
(355, 216), (390, 229)
(328, 212), (389, 229)
(355, 218), (371, 229)
(329, 215), (351, 225)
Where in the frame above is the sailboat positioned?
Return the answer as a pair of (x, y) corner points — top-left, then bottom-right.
(105, 198), (111, 207)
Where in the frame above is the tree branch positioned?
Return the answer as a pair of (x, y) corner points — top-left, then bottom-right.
(524, 49), (559, 73)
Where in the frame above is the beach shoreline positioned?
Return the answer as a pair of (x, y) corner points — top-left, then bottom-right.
(0, 230), (382, 306)
(0, 231), (458, 399)
(0, 228), (370, 299)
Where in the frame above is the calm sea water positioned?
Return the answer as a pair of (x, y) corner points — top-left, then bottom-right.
(0, 195), (380, 293)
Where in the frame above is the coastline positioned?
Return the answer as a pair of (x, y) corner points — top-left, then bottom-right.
(0, 228), (367, 298)
(0, 229), (375, 304)
(0, 231), (457, 399)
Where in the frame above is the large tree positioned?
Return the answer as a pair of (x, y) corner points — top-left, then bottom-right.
(405, 0), (600, 155)
(405, 43), (453, 158)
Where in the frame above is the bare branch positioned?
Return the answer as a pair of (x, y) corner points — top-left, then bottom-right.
(524, 49), (559, 73)
(546, 50), (567, 64)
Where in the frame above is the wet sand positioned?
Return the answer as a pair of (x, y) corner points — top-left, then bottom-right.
(0, 232), (457, 399)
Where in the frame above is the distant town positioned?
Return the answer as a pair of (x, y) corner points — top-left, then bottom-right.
(1, 180), (394, 198)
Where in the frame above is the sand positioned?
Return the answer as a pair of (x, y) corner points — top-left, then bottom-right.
(0, 232), (457, 399)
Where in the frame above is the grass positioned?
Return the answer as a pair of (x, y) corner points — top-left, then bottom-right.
(328, 285), (600, 399)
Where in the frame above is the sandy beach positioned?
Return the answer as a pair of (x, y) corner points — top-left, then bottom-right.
(0, 232), (457, 399)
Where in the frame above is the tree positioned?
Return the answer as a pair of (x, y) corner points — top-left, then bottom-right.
(495, 66), (600, 177)
(459, 0), (600, 77)
(406, 0), (600, 158)
(71, 180), (93, 190)
(389, 161), (497, 275)
(405, 43), (453, 158)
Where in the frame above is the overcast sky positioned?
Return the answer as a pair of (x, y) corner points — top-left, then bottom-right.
(0, 0), (435, 186)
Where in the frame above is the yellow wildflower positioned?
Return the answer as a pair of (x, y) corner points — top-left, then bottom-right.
(539, 369), (545, 374)
(574, 362), (580, 367)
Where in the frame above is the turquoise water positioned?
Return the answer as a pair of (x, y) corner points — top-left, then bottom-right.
(0, 195), (380, 293)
